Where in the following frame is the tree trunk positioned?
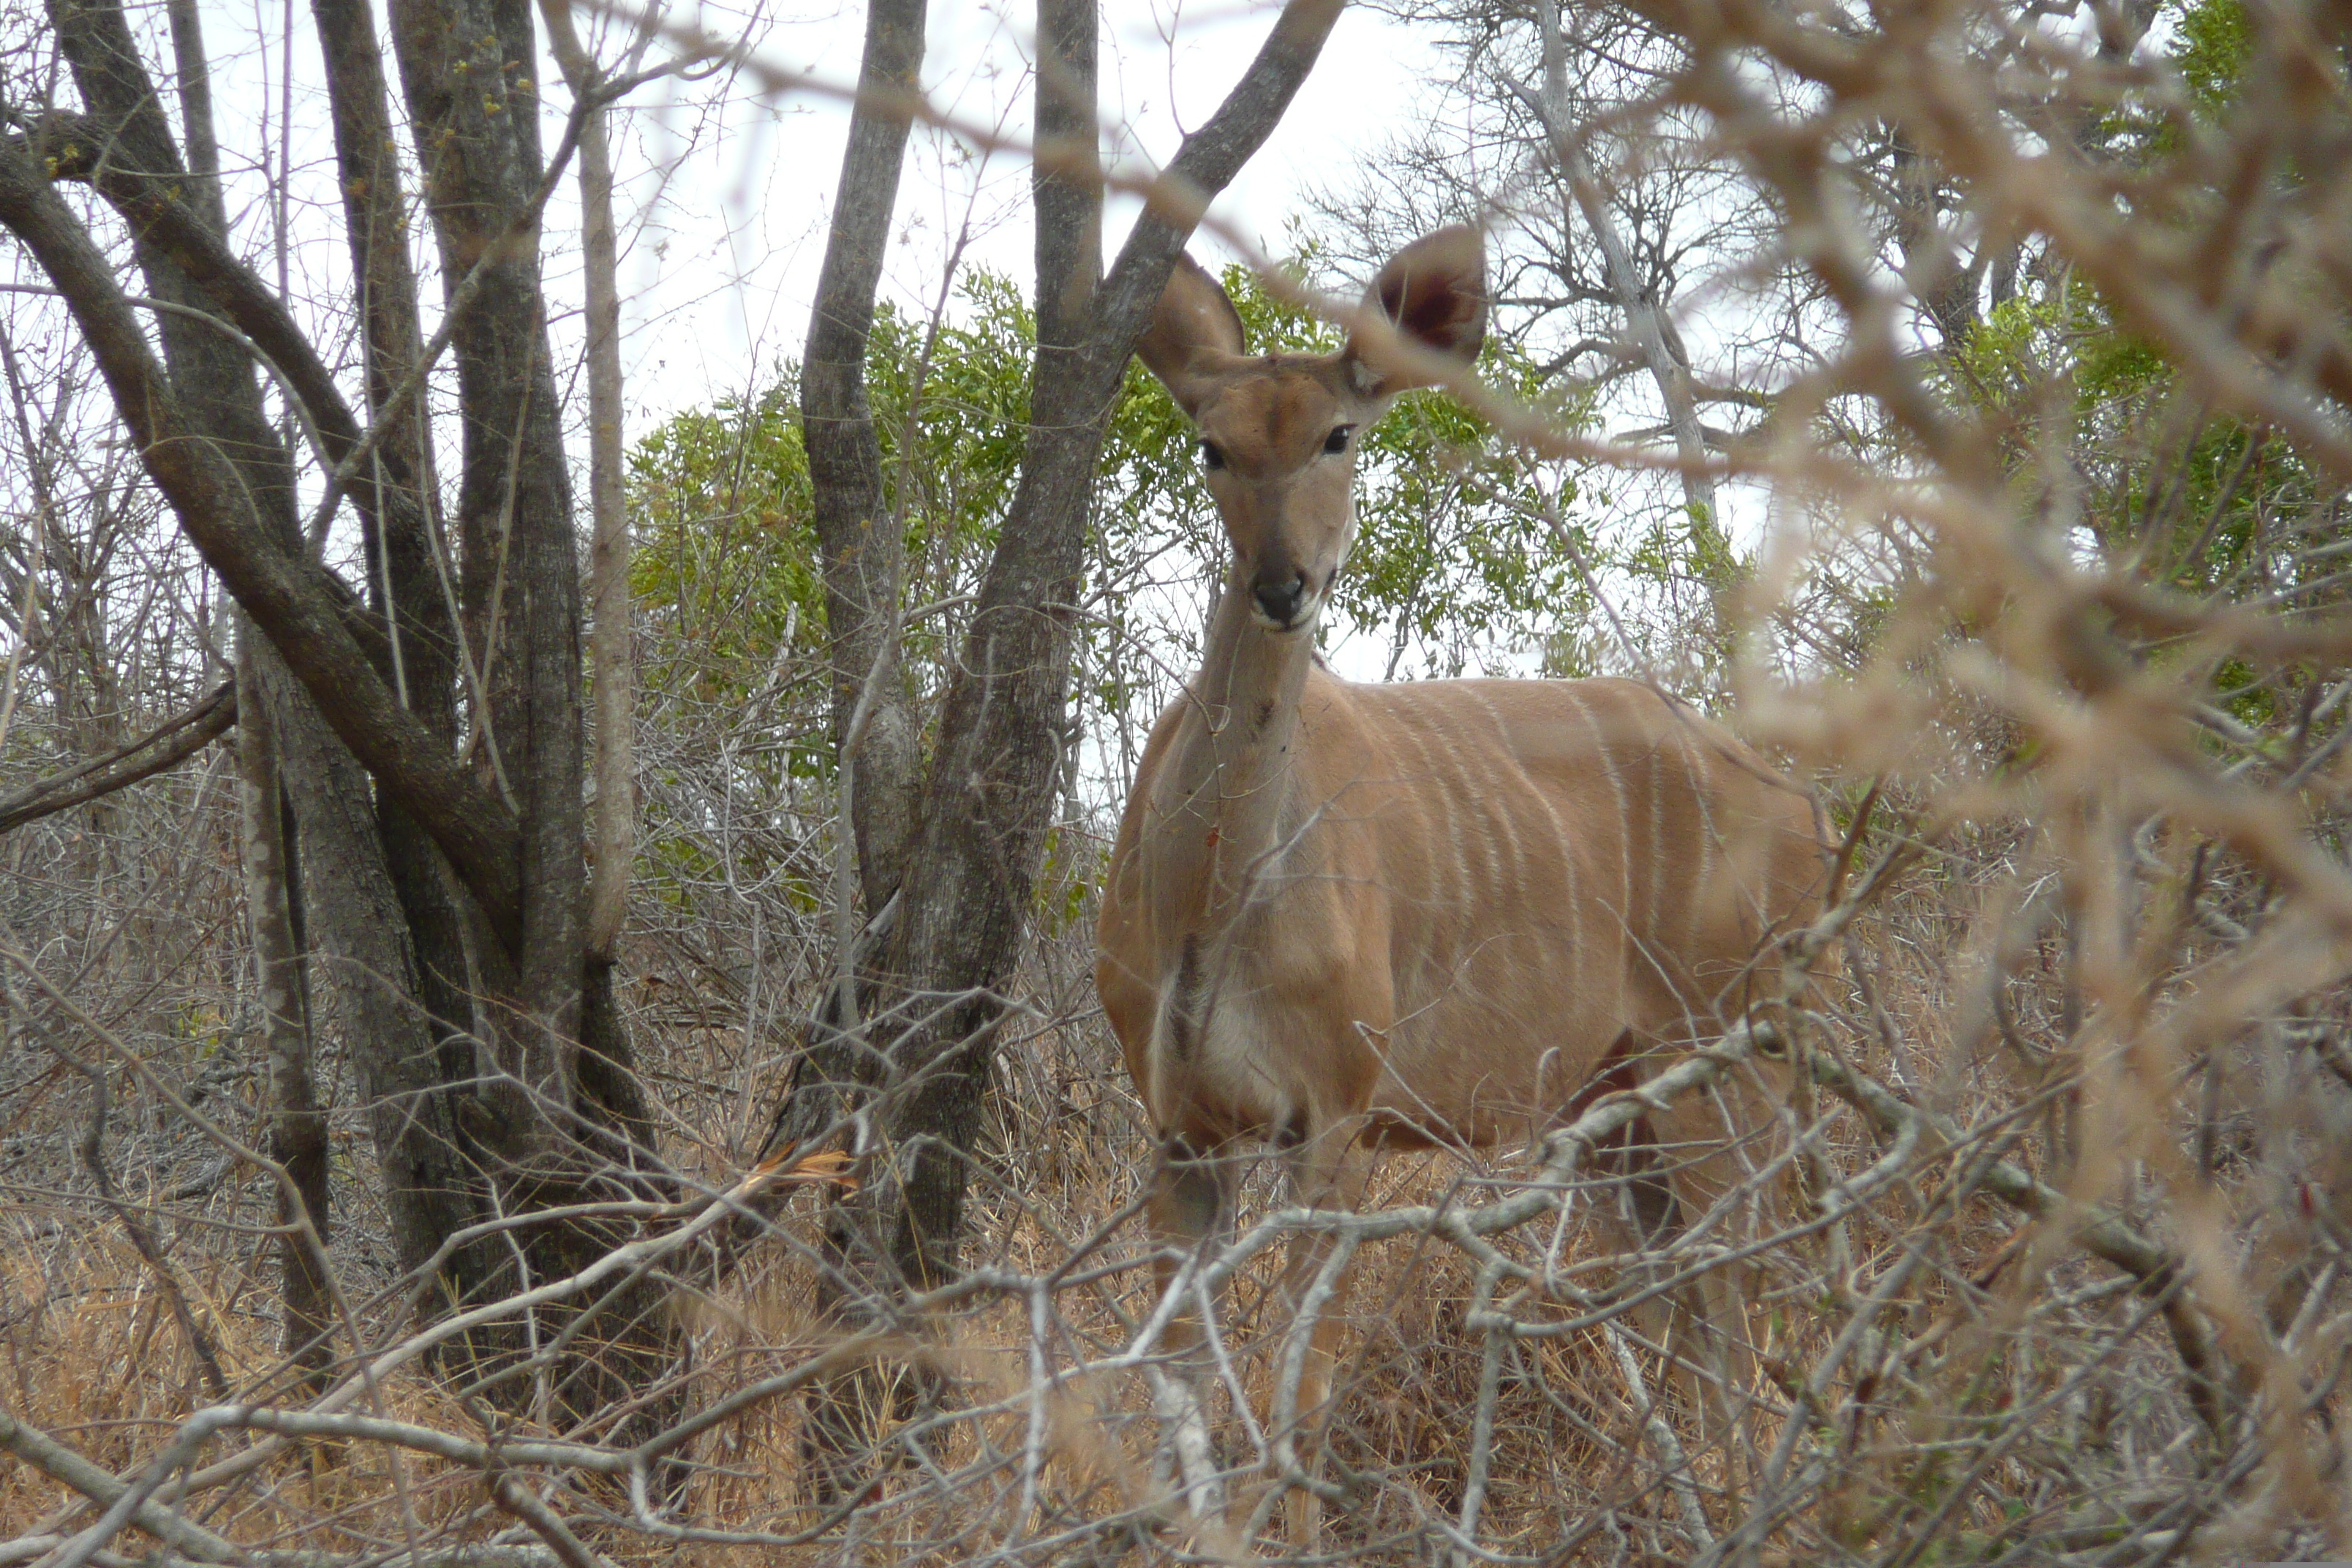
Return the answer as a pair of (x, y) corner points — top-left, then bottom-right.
(765, 0), (932, 1172)
(535, 0), (653, 1194)
(42, 0), (294, 527)
(311, 0), (482, 1096)
(235, 618), (332, 1388)
(387, 0), (587, 1150)
(853, 0), (1107, 1292)
(258, 637), (501, 1300)
(385, 0), (669, 1422)
(780, 0), (933, 1500)
(0, 131), (527, 941)
(309, 0), (509, 1306)
(537, 0), (636, 972)
(802, 0), (928, 922)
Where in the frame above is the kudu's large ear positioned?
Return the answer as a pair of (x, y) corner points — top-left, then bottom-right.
(1136, 252), (1248, 418)
(1343, 225), (1488, 397)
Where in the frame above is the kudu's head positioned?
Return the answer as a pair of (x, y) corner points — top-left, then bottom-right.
(1137, 227), (1489, 633)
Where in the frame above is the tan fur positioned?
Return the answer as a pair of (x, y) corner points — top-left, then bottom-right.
(1094, 228), (1826, 1548)
(1100, 674), (1821, 1147)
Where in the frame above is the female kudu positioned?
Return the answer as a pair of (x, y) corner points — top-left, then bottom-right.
(1094, 227), (1825, 1548)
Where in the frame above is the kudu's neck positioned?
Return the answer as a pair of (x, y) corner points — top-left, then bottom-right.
(1195, 568), (1316, 750)
(1152, 567), (1320, 930)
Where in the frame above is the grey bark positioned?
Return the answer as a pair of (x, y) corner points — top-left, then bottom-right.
(42, 0), (295, 529)
(162, 0), (223, 227)
(235, 619), (332, 1384)
(167, 0), (468, 1340)
(388, 0), (588, 1142)
(764, 0), (932, 1199)
(799, 0), (927, 921)
(310, 0), (481, 1079)
(532, 0), (647, 1168)
(536, 0), (636, 968)
(255, 633), (492, 1303)
(776, 0), (933, 1498)
(384, 0), (668, 1424)
(23, 116), (450, 617)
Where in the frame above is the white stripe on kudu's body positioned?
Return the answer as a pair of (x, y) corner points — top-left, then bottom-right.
(1093, 227), (1826, 1550)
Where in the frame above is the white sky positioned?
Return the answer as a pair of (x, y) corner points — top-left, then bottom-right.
(174, 0), (1430, 426)
(601, 0), (1429, 424)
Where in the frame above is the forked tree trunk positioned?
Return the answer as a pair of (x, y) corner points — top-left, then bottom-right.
(388, 0), (587, 1128)
(380, 0), (669, 1420)
(769, 0), (1343, 1498)
(858, 0), (1343, 1292)
(853, 0), (1104, 1291)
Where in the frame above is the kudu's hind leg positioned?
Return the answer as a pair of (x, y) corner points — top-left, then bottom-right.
(1147, 1142), (1240, 1529)
(1271, 1122), (1372, 1553)
(1586, 1033), (1781, 1460)
(1638, 1049), (1790, 1458)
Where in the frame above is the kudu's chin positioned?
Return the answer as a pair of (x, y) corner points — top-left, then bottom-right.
(1251, 600), (1321, 635)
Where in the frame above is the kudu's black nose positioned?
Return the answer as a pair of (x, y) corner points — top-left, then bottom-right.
(1254, 573), (1308, 626)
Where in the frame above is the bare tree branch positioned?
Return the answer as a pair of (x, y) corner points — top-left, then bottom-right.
(0, 680), (233, 834)
(0, 135), (525, 949)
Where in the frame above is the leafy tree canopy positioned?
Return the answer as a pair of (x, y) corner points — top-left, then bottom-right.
(628, 257), (1594, 753)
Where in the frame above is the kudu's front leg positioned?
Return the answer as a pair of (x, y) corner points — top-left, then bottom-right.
(1146, 1139), (1240, 1531)
(1268, 1122), (1372, 1554)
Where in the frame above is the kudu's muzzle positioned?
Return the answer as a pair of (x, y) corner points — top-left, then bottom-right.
(1251, 554), (1311, 630)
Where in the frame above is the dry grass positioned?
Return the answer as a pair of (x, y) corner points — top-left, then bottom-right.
(1, 829), (2346, 1564)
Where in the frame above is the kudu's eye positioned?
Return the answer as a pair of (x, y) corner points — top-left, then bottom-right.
(1200, 440), (1226, 471)
(1323, 424), (1356, 455)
